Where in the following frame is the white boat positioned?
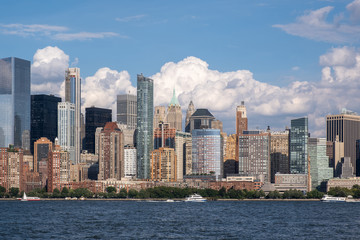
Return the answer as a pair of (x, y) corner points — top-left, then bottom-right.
(321, 194), (345, 202)
(166, 199), (175, 202)
(19, 192), (40, 201)
(185, 193), (207, 202)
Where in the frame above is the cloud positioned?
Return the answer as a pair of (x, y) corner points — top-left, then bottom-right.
(0, 23), (67, 37)
(292, 66), (300, 71)
(31, 46), (69, 95)
(273, 2), (360, 43)
(115, 14), (146, 22)
(53, 32), (121, 41)
(81, 68), (136, 116)
(0, 23), (120, 41)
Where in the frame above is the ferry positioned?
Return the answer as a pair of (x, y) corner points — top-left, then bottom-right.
(321, 195), (346, 202)
(18, 192), (41, 201)
(185, 193), (207, 202)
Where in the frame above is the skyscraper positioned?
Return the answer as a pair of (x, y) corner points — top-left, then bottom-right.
(151, 147), (177, 182)
(0, 57), (30, 148)
(85, 107), (112, 154)
(30, 94), (61, 154)
(290, 117), (308, 174)
(185, 101), (195, 131)
(238, 130), (270, 183)
(97, 122), (124, 180)
(308, 138), (333, 189)
(136, 74), (153, 179)
(327, 110), (360, 175)
(270, 129), (290, 182)
(33, 137), (53, 173)
(192, 128), (222, 180)
(65, 68), (81, 164)
(186, 108), (215, 133)
(165, 89), (182, 131)
(236, 101), (248, 162)
(153, 106), (166, 129)
(117, 94), (137, 129)
(153, 122), (176, 149)
(58, 102), (75, 163)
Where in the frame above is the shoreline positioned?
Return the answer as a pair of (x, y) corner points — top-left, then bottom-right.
(0, 198), (320, 202)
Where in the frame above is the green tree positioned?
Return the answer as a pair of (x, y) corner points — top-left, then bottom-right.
(118, 188), (128, 198)
(128, 189), (138, 198)
(282, 189), (305, 199)
(0, 185), (5, 198)
(328, 187), (352, 197)
(306, 189), (324, 199)
(52, 188), (61, 198)
(9, 187), (19, 197)
(266, 191), (282, 199)
(106, 186), (116, 193)
(61, 187), (69, 197)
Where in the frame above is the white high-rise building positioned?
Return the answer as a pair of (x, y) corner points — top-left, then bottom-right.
(65, 68), (81, 164)
(124, 147), (137, 178)
(58, 102), (75, 163)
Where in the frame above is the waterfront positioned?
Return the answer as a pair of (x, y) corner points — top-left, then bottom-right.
(1, 201), (359, 239)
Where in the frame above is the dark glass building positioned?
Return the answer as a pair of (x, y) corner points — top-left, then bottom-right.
(136, 74), (153, 179)
(0, 57), (30, 148)
(289, 117), (308, 174)
(85, 107), (112, 154)
(31, 94), (61, 154)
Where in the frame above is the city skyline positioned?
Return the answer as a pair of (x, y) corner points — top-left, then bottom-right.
(1, 1), (360, 136)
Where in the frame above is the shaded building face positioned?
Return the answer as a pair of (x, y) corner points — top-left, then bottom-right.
(290, 117), (308, 174)
(0, 57), (30, 148)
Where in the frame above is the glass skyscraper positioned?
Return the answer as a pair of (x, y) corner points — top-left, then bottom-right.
(290, 117), (308, 174)
(0, 57), (30, 148)
(136, 74), (153, 179)
(192, 129), (222, 180)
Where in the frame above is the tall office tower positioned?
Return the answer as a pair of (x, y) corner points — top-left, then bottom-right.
(30, 94), (61, 154)
(85, 107), (112, 154)
(186, 109), (215, 133)
(58, 102), (75, 163)
(80, 113), (85, 150)
(153, 122), (176, 149)
(0, 57), (30, 148)
(165, 89), (182, 131)
(326, 109), (360, 175)
(185, 101), (195, 131)
(117, 123), (135, 146)
(65, 68), (81, 164)
(340, 157), (355, 178)
(0, 146), (23, 191)
(124, 146), (137, 178)
(175, 131), (191, 180)
(98, 122), (124, 180)
(33, 137), (53, 173)
(136, 74), (153, 179)
(270, 130), (290, 183)
(357, 140), (360, 176)
(290, 117), (308, 174)
(212, 120), (223, 133)
(224, 134), (238, 177)
(192, 129), (222, 180)
(308, 138), (333, 189)
(151, 147), (177, 182)
(239, 130), (270, 183)
(117, 94), (137, 129)
(235, 101), (248, 162)
(153, 106), (166, 129)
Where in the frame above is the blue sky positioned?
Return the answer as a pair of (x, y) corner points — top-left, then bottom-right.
(1, 0), (360, 136)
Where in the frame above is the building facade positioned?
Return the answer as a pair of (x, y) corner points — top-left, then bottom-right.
(153, 106), (166, 130)
(186, 109), (215, 133)
(308, 138), (333, 189)
(185, 101), (195, 131)
(124, 146), (136, 178)
(85, 107), (112, 154)
(238, 130), (270, 183)
(30, 94), (61, 154)
(236, 102), (248, 162)
(98, 122), (124, 180)
(65, 68), (81, 164)
(175, 131), (191, 180)
(151, 147), (177, 182)
(290, 117), (308, 174)
(136, 74), (153, 179)
(33, 137), (53, 173)
(58, 102), (75, 163)
(165, 89), (182, 131)
(192, 129), (222, 180)
(270, 130), (290, 182)
(0, 57), (30, 148)
(117, 94), (137, 129)
(153, 122), (176, 150)
(326, 110), (360, 175)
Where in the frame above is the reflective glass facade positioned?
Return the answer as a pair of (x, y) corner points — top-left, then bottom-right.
(0, 57), (30, 148)
(192, 129), (222, 180)
(136, 74), (153, 179)
(290, 117), (308, 174)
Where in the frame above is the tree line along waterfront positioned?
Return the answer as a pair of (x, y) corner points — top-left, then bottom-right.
(2, 185), (360, 200)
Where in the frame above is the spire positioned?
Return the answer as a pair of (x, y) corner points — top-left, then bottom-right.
(169, 88), (180, 106)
